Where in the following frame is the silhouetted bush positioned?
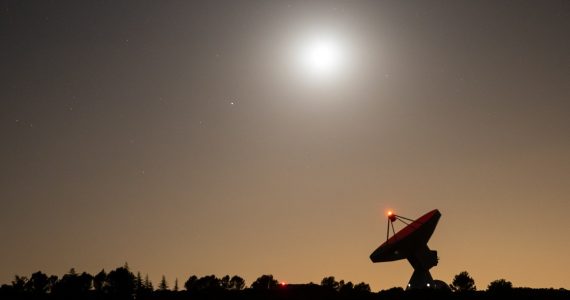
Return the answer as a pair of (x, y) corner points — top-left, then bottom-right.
(354, 282), (371, 293)
(487, 278), (512, 294)
(251, 274), (278, 290)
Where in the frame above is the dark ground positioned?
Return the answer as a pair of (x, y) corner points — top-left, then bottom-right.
(2, 284), (569, 300)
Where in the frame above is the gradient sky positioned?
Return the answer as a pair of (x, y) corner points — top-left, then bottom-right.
(1, 0), (569, 291)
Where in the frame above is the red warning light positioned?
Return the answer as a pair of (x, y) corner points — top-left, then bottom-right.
(387, 210), (397, 222)
(280, 281), (287, 287)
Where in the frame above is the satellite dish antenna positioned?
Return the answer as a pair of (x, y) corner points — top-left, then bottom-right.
(370, 209), (442, 289)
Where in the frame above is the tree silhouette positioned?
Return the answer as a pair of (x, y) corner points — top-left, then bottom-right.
(339, 281), (354, 293)
(11, 275), (28, 293)
(47, 275), (58, 294)
(174, 278), (179, 291)
(134, 272), (143, 293)
(320, 277), (372, 293)
(229, 275), (245, 290)
(378, 286), (405, 298)
(251, 275), (278, 290)
(78, 272), (94, 293)
(107, 266), (135, 297)
(94, 269), (107, 294)
(487, 278), (513, 294)
(194, 275), (221, 290)
(184, 275), (244, 291)
(135, 272), (155, 297)
(53, 268), (93, 296)
(451, 271), (476, 292)
(3, 265), (570, 300)
(159, 275), (168, 291)
(184, 275), (198, 291)
(354, 282), (371, 293)
(25, 271), (49, 294)
(321, 276), (339, 290)
(143, 274), (153, 291)
(220, 275), (230, 289)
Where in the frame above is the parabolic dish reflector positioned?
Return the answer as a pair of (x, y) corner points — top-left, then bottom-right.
(370, 209), (442, 289)
(370, 209), (441, 262)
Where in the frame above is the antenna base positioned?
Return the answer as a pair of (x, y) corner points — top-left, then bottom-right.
(407, 269), (435, 290)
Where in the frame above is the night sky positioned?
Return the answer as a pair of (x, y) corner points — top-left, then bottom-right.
(1, 0), (569, 290)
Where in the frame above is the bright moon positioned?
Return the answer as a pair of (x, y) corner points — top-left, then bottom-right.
(298, 34), (346, 80)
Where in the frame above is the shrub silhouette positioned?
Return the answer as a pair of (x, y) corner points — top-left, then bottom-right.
(488, 278), (513, 294)
(251, 274), (278, 290)
(354, 282), (371, 293)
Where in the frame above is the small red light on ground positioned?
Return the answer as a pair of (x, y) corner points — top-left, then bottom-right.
(280, 281), (287, 287)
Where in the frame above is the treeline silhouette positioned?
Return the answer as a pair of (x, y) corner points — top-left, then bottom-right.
(1, 264), (568, 300)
